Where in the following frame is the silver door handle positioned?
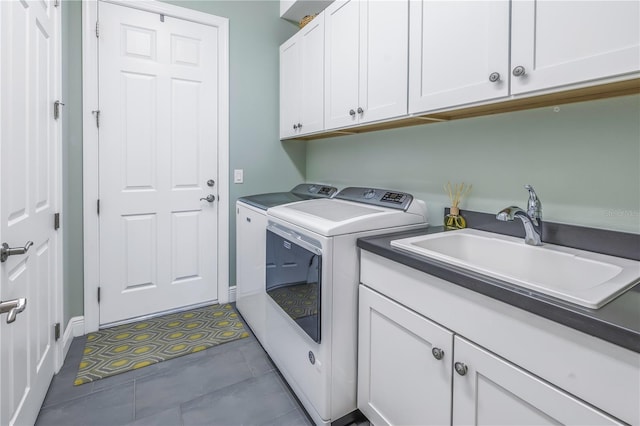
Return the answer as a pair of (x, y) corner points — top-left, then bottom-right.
(1, 241), (34, 263)
(200, 194), (215, 203)
(0, 298), (27, 324)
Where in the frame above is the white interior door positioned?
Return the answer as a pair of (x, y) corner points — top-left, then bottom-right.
(98, 1), (219, 325)
(0, 0), (61, 424)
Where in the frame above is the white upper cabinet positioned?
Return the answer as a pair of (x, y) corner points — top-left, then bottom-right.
(409, 0), (640, 115)
(409, 1), (511, 113)
(325, 0), (408, 130)
(510, 0), (640, 95)
(280, 13), (325, 139)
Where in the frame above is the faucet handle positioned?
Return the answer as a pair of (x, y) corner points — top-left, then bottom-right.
(524, 185), (541, 219)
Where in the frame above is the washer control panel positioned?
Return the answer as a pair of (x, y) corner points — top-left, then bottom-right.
(291, 183), (338, 198)
(335, 187), (413, 211)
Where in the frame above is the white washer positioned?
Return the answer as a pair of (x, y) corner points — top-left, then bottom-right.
(265, 187), (428, 425)
(236, 184), (337, 347)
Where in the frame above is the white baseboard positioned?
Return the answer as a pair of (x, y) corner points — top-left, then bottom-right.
(62, 316), (85, 361)
(228, 285), (237, 303)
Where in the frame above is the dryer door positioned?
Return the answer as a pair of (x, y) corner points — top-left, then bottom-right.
(266, 227), (322, 343)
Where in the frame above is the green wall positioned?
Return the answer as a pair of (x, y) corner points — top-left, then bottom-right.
(61, 0), (303, 324)
(307, 94), (640, 234)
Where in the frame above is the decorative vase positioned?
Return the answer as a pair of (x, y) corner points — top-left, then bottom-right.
(444, 206), (466, 230)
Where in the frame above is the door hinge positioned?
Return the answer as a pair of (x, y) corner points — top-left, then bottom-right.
(54, 213), (60, 230)
(54, 0), (60, 8)
(98, 287), (101, 304)
(54, 100), (65, 120)
(160, 14), (165, 22)
(97, 199), (100, 215)
(54, 323), (61, 341)
(92, 110), (100, 128)
(96, 21), (99, 38)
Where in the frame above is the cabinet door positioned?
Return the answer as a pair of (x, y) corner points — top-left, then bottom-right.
(408, 0), (509, 114)
(452, 336), (622, 426)
(235, 204), (268, 344)
(324, 0), (360, 130)
(511, 0), (640, 95)
(359, 0), (409, 124)
(280, 35), (301, 139)
(358, 285), (453, 426)
(299, 13), (325, 135)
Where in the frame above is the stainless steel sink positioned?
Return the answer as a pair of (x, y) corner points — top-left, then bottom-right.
(390, 229), (640, 308)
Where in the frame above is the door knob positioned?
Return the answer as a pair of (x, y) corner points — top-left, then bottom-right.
(200, 194), (215, 203)
(207, 179), (215, 187)
(1, 241), (34, 263)
(0, 298), (27, 324)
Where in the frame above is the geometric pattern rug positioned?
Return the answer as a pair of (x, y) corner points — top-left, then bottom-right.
(74, 303), (249, 386)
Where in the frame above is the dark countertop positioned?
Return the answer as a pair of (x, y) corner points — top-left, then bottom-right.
(357, 226), (640, 353)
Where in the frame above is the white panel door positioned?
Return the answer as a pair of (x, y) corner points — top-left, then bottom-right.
(511, 0), (640, 94)
(453, 336), (622, 426)
(358, 286), (453, 426)
(0, 0), (60, 425)
(408, 0), (510, 114)
(359, 0), (408, 124)
(98, 2), (219, 325)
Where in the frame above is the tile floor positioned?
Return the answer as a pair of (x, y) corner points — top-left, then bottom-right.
(35, 326), (350, 426)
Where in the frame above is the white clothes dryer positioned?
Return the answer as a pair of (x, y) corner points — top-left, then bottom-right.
(264, 187), (429, 425)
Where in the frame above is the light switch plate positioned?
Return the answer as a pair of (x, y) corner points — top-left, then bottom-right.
(234, 169), (244, 184)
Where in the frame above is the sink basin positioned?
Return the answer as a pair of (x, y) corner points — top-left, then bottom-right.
(390, 228), (640, 308)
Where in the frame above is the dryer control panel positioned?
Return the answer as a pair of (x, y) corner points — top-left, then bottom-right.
(335, 187), (414, 211)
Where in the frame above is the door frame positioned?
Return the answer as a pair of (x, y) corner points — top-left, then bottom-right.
(81, 0), (230, 333)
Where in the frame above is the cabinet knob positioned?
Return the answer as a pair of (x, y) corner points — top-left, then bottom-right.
(349, 109), (356, 117)
(357, 107), (364, 114)
(489, 72), (500, 82)
(297, 122), (302, 129)
(512, 66), (526, 77)
(432, 347), (444, 360)
(293, 124), (298, 130)
(454, 362), (468, 376)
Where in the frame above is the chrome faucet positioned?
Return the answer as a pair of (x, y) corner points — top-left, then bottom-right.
(496, 185), (543, 246)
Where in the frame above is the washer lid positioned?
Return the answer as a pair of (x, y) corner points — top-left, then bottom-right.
(267, 198), (428, 236)
(238, 183), (338, 210)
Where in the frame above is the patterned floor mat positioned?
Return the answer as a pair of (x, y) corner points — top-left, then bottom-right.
(74, 303), (249, 385)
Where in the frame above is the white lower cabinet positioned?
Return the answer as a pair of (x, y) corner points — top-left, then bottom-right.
(358, 285), (622, 426)
(453, 337), (620, 426)
(358, 285), (453, 426)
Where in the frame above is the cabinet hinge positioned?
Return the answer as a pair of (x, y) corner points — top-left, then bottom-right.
(92, 110), (100, 128)
(98, 287), (101, 304)
(97, 199), (100, 215)
(96, 21), (99, 38)
(54, 323), (61, 341)
(54, 100), (65, 120)
(54, 213), (60, 230)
